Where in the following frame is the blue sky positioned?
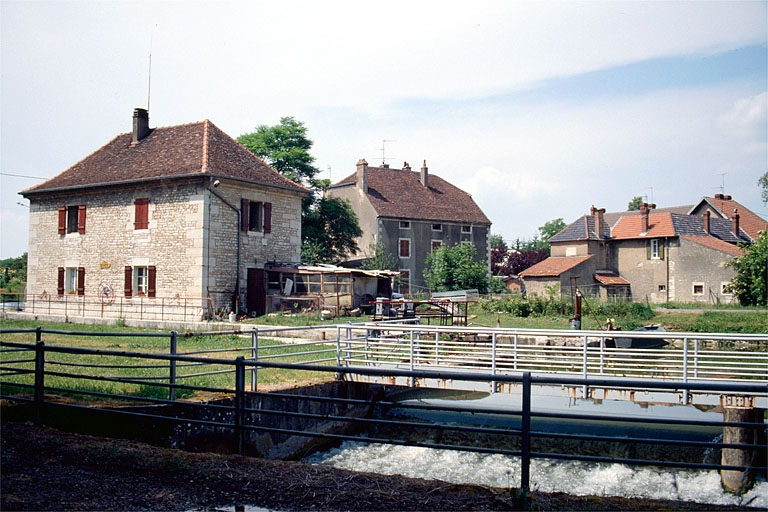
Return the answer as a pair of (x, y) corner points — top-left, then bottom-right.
(1, 1), (766, 258)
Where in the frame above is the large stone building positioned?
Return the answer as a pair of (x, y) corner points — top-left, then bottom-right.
(326, 159), (491, 294)
(521, 199), (761, 304)
(20, 109), (308, 320)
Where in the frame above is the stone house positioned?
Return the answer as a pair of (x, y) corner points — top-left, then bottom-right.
(326, 159), (491, 294)
(20, 109), (308, 321)
(521, 200), (758, 304)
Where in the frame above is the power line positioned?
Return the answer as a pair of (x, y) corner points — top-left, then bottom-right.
(0, 172), (47, 180)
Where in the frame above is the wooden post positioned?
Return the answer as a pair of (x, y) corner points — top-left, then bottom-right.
(721, 395), (760, 492)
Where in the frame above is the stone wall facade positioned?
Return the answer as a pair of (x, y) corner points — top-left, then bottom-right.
(25, 177), (303, 320)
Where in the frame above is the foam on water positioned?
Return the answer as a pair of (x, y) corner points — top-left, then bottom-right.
(306, 441), (768, 508)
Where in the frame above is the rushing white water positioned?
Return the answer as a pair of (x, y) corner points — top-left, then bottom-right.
(307, 441), (768, 508)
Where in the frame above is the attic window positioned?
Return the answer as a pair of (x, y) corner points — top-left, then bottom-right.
(461, 225), (471, 233)
(399, 221), (410, 229)
(432, 223), (442, 231)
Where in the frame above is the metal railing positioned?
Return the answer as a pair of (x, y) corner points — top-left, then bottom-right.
(1, 292), (213, 322)
(1, 336), (766, 493)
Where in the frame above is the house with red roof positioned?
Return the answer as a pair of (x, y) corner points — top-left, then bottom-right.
(326, 159), (491, 294)
(521, 199), (760, 304)
(20, 109), (309, 321)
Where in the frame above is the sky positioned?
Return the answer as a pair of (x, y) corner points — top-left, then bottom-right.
(1, 1), (767, 259)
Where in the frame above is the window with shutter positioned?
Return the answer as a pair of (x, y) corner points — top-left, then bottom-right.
(249, 201), (262, 231)
(124, 266), (133, 298)
(399, 239), (411, 258)
(264, 202), (272, 233)
(77, 205), (86, 234)
(58, 207), (66, 235)
(134, 198), (149, 230)
(148, 266), (157, 298)
(57, 267), (65, 295)
(241, 198), (249, 231)
(77, 267), (85, 296)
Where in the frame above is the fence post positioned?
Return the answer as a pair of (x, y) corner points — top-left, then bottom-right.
(169, 331), (177, 401)
(251, 330), (258, 392)
(582, 335), (589, 398)
(491, 333), (497, 393)
(34, 331), (45, 426)
(235, 356), (245, 455)
(521, 371), (531, 492)
(409, 330), (415, 387)
(683, 337), (689, 404)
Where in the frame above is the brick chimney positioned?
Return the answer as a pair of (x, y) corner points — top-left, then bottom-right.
(420, 160), (429, 188)
(640, 202), (655, 233)
(732, 208), (740, 236)
(595, 207), (605, 238)
(703, 210), (711, 233)
(132, 108), (150, 143)
(356, 158), (368, 194)
(402, 162), (411, 172)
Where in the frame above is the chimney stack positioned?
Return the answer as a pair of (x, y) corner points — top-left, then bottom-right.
(132, 108), (150, 143)
(420, 160), (429, 188)
(703, 210), (711, 233)
(356, 158), (368, 194)
(640, 202), (654, 233)
(732, 208), (740, 236)
(402, 162), (411, 172)
(595, 207), (605, 238)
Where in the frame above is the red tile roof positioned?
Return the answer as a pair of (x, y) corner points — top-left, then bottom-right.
(22, 120), (308, 196)
(681, 235), (744, 257)
(593, 273), (630, 286)
(519, 255), (592, 277)
(332, 164), (490, 225)
(611, 213), (676, 239)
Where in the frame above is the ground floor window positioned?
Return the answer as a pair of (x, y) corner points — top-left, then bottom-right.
(57, 266), (85, 296)
(125, 265), (156, 298)
(692, 282), (704, 296)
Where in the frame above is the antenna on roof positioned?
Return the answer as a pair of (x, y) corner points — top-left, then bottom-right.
(380, 139), (396, 166)
(147, 24), (157, 111)
(645, 187), (654, 204)
(718, 172), (727, 194)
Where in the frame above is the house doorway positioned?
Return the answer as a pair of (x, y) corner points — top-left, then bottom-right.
(247, 268), (266, 316)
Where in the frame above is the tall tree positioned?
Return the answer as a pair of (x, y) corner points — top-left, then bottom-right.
(759, 171), (768, 206)
(423, 242), (489, 293)
(361, 241), (396, 271)
(238, 118), (362, 263)
(301, 197), (362, 264)
(725, 231), (767, 306)
(237, 117), (319, 186)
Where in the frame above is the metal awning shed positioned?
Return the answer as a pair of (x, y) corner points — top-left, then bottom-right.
(264, 263), (399, 316)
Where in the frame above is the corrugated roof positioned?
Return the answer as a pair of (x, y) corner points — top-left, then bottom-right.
(519, 255), (592, 277)
(330, 164), (490, 225)
(22, 120), (308, 196)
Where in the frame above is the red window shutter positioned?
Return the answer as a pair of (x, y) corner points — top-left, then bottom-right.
(57, 267), (65, 296)
(240, 198), (249, 232)
(124, 266), (133, 298)
(58, 206), (66, 235)
(148, 266), (157, 298)
(264, 202), (272, 234)
(77, 267), (85, 296)
(134, 198), (149, 230)
(77, 205), (86, 234)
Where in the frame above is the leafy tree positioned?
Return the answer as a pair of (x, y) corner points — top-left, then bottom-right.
(301, 197), (362, 264)
(238, 118), (362, 264)
(361, 241), (396, 271)
(725, 231), (767, 306)
(423, 242), (489, 293)
(627, 196), (643, 210)
(759, 171), (768, 205)
(538, 218), (566, 242)
(237, 117), (319, 186)
(0, 253), (27, 293)
(490, 233), (506, 249)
